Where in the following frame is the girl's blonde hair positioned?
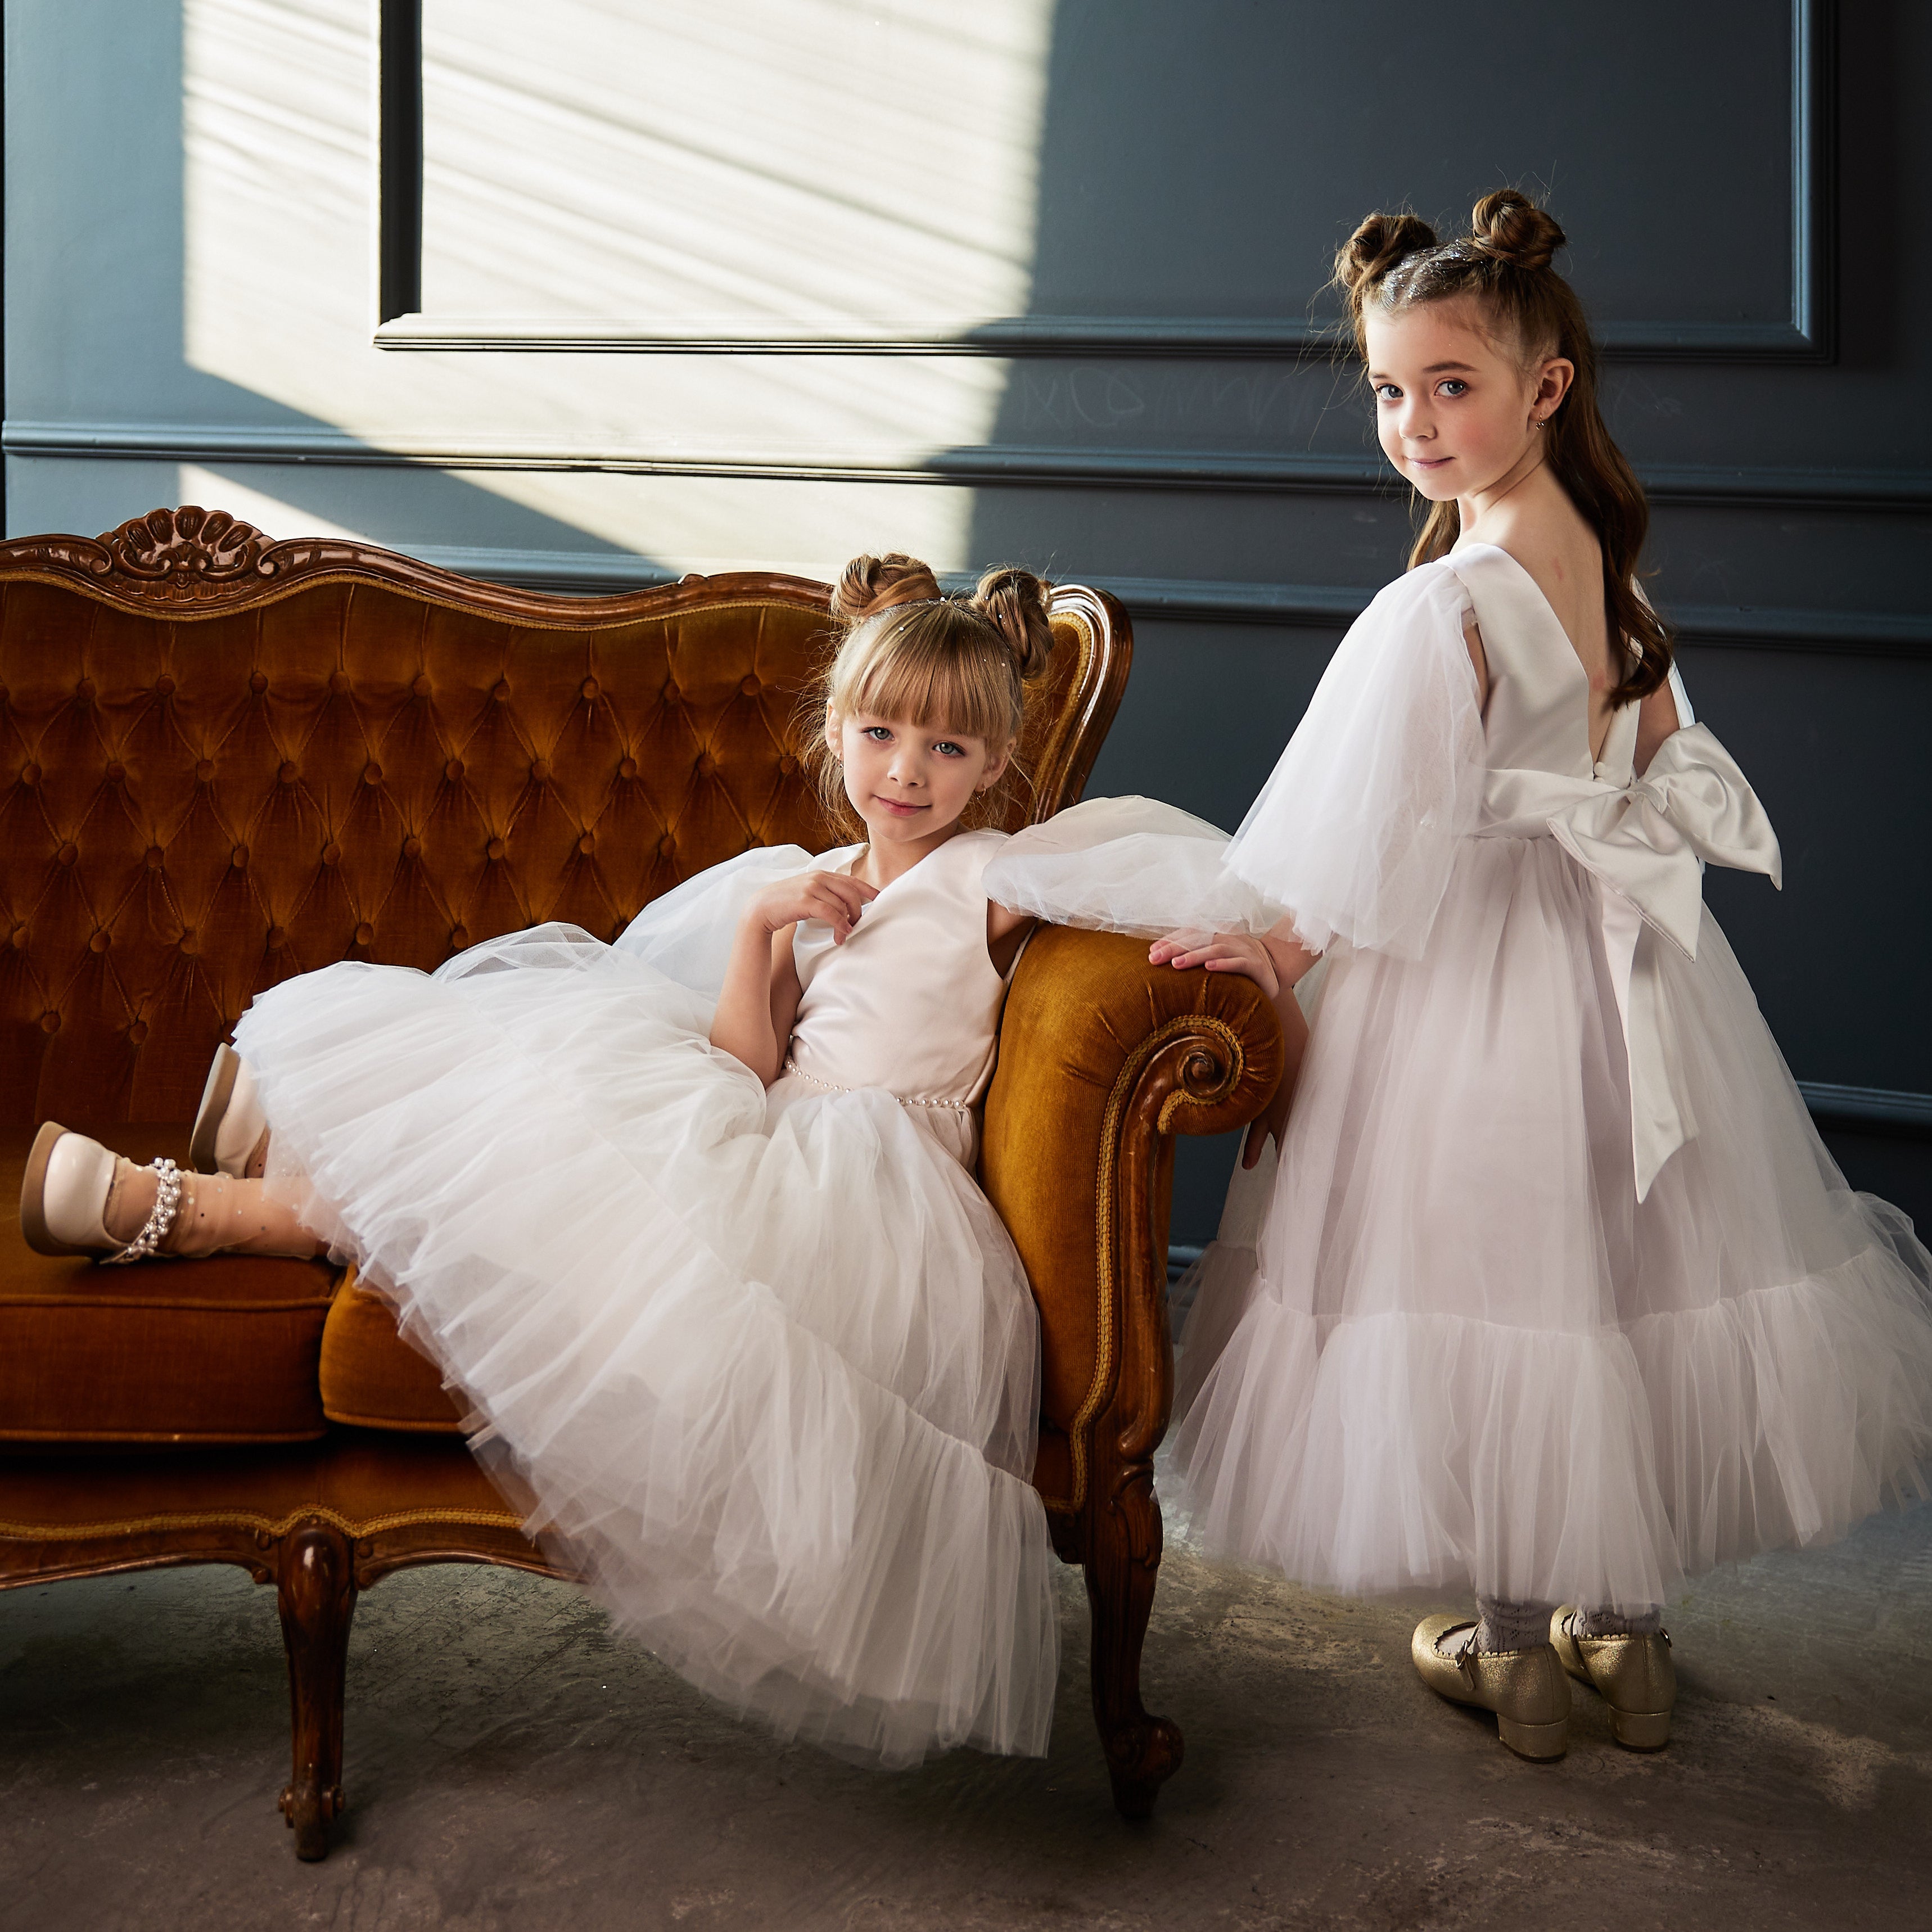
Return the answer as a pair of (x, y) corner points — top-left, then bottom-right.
(802, 552), (1055, 838)
(1334, 189), (1672, 705)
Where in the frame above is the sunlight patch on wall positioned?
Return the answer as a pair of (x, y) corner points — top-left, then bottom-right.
(179, 0), (1052, 571)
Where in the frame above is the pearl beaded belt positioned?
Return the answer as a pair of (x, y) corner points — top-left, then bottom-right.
(781, 1058), (974, 1113)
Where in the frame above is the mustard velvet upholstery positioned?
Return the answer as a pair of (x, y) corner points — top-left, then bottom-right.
(0, 1122), (337, 1444)
(319, 1277), (464, 1434)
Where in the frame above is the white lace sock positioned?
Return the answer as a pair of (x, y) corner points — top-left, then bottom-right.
(1475, 1596), (1558, 1654)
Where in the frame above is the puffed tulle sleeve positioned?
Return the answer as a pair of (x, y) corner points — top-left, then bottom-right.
(1222, 559), (1487, 960)
(612, 844), (837, 997)
(981, 795), (1281, 940)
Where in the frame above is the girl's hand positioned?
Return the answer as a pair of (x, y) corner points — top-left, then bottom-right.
(1148, 929), (1281, 1000)
(749, 872), (878, 945)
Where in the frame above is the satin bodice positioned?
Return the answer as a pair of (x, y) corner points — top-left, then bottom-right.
(788, 829), (1012, 1109)
(1452, 541), (1640, 798)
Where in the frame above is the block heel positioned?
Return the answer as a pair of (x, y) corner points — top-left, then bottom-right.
(1497, 1713), (1569, 1761)
(1610, 1709), (1671, 1750)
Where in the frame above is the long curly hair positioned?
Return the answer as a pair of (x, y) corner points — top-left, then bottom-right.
(1334, 189), (1671, 705)
(800, 553), (1056, 838)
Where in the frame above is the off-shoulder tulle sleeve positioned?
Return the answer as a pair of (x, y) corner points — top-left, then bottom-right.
(1223, 559), (1486, 960)
(612, 844), (836, 997)
(982, 796), (1281, 939)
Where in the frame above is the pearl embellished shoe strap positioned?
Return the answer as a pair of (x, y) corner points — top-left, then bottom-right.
(103, 1157), (183, 1263)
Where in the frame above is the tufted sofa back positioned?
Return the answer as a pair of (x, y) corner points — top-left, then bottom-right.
(0, 509), (1128, 1127)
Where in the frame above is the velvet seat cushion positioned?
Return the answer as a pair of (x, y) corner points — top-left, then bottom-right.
(0, 1124), (338, 1444)
(319, 1276), (464, 1433)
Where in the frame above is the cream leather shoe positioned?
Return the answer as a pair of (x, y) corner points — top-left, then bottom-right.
(189, 1043), (268, 1177)
(19, 1122), (182, 1263)
(1551, 1608), (1676, 1750)
(1412, 1613), (1571, 1761)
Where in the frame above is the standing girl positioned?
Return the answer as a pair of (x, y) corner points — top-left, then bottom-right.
(22, 556), (1068, 1767)
(994, 192), (1932, 1759)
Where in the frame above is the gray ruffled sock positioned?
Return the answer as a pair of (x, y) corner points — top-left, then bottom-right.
(1475, 1596), (1558, 1654)
(1576, 1604), (1664, 1639)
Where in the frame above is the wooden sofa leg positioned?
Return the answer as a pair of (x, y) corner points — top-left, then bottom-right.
(1082, 1461), (1182, 1820)
(275, 1519), (357, 1861)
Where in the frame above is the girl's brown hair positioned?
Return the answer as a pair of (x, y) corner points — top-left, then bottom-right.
(801, 552), (1055, 837)
(1334, 189), (1671, 703)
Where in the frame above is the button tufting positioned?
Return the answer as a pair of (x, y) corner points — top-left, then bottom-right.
(778, 754), (799, 775)
(363, 762), (382, 786)
(329, 670), (351, 694)
(179, 931), (200, 956)
(20, 763), (40, 787)
(231, 845), (249, 869)
(696, 752), (716, 777)
(39, 1011), (59, 1034)
(10, 927), (26, 950)
(445, 758), (464, 781)
(106, 760), (125, 781)
(581, 676), (601, 700)
(155, 675), (176, 696)
(267, 926), (287, 949)
(658, 833), (676, 859)
(493, 679), (512, 702)
(577, 832), (595, 855)
(129, 1020), (149, 1045)
(249, 671), (269, 694)
(619, 756), (638, 779)
(57, 842), (78, 866)
(450, 925), (470, 949)
(354, 922), (375, 947)
(741, 674), (761, 697)
(662, 679), (681, 703)
(196, 758), (215, 782)
(321, 842), (341, 866)
(486, 837), (507, 860)
(76, 678), (96, 700)
(402, 834), (422, 857)
(413, 673), (432, 697)
(145, 846), (165, 871)
(89, 930), (111, 953)
(531, 757), (551, 780)
(279, 760), (299, 784)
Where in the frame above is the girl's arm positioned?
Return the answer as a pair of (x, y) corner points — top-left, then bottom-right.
(1633, 679), (1681, 775)
(986, 898), (1035, 977)
(711, 873), (876, 1085)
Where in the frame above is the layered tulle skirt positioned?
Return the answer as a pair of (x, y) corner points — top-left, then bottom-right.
(233, 925), (1058, 1765)
(1171, 833), (1932, 1611)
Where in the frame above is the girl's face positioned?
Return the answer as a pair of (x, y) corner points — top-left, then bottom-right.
(827, 706), (1009, 850)
(1363, 299), (1571, 503)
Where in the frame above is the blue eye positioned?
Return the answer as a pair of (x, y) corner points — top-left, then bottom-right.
(1438, 380), (1468, 398)
(864, 726), (892, 742)
(1374, 383), (1402, 402)
(934, 741), (966, 758)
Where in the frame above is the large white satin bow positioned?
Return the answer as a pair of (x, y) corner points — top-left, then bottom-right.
(1484, 724), (1782, 1200)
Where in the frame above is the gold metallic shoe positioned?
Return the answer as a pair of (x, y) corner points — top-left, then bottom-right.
(1411, 1613), (1570, 1760)
(1551, 1608), (1676, 1750)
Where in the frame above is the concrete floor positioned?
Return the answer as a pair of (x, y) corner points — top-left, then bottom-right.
(3, 1495), (1928, 1932)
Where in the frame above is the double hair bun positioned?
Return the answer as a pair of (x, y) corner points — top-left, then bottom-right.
(1336, 187), (1565, 296)
(832, 553), (1055, 681)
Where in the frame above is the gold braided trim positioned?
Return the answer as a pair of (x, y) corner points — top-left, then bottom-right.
(1041, 1012), (1244, 1518)
(0, 1502), (526, 1543)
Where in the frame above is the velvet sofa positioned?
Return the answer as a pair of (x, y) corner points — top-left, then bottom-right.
(0, 507), (1281, 1858)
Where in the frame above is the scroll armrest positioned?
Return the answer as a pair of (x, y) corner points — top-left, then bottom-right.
(981, 927), (1283, 1517)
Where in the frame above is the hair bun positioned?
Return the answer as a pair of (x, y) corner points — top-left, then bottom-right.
(830, 552), (941, 623)
(1469, 190), (1565, 271)
(968, 565), (1055, 681)
(1334, 211), (1438, 300)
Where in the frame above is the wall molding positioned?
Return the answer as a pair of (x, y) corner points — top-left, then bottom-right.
(372, 0), (1834, 365)
(1798, 1083), (1932, 1136)
(11, 421), (1926, 515)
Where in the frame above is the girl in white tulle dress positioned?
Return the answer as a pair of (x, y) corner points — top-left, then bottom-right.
(23, 554), (1081, 1768)
(988, 193), (1932, 1761)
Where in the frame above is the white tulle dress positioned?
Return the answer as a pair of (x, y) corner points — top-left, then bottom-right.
(987, 542), (1932, 1614)
(232, 827), (1059, 1766)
